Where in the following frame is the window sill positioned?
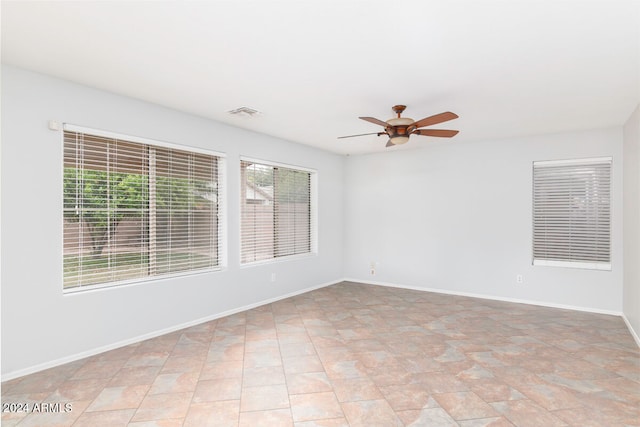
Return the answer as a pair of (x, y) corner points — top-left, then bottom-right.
(533, 259), (611, 271)
(240, 252), (316, 268)
(63, 267), (224, 295)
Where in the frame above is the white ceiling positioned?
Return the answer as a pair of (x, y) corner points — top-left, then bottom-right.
(2, 0), (639, 155)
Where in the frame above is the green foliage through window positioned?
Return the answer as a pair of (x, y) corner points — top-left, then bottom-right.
(63, 130), (221, 289)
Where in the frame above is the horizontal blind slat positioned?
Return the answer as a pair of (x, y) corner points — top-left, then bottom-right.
(64, 129), (223, 290)
(240, 160), (312, 263)
(532, 158), (611, 268)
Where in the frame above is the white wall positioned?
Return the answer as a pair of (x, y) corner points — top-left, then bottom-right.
(0, 66), (345, 378)
(1, 65), (634, 380)
(344, 128), (624, 313)
(623, 104), (640, 343)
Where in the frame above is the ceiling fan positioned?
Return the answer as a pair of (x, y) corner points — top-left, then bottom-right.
(339, 105), (459, 147)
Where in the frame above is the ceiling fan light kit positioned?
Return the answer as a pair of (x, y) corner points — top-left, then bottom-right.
(340, 104), (459, 148)
(390, 135), (410, 145)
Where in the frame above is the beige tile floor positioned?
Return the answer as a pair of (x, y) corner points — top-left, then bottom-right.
(2, 281), (639, 426)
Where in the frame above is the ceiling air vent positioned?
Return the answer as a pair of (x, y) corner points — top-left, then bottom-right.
(227, 106), (261, 117)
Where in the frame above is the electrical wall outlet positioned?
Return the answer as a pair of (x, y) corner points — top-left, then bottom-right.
(370, 261), (377, 276)
(516, 274), (524, 284)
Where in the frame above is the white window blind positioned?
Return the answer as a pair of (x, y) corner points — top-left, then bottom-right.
(63, 128), (223, 290)
(532, 157), (611, 270)
(241, 160), (313, 264)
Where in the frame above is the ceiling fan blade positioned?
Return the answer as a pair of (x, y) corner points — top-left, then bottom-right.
(338, 132), (384, 139)
(385, 140), (394, 147)
(413, 129), (459, 138)
(413, 112), (458, 129)
(359, 116), (389, 127)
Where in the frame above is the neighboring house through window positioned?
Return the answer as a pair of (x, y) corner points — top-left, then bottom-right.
(240, 159), (315, 264)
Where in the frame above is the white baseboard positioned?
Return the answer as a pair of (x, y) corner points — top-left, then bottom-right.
(2, 279), (341, 382)
(343, 277), (624, 316)
(622, 314), (640, 348)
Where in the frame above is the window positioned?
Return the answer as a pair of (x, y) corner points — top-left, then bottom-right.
(241, 159), (314, 264)
(63, 126), (224, 290)
(532, 157), (611, 270)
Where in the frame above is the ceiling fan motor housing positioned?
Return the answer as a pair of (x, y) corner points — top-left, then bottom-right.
(387, 105), (413, 143)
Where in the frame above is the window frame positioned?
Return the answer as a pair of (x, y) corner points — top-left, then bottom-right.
(62, 124), (226, 293)
(239, 156), (317, 266)
(532, 156), (612, 271)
